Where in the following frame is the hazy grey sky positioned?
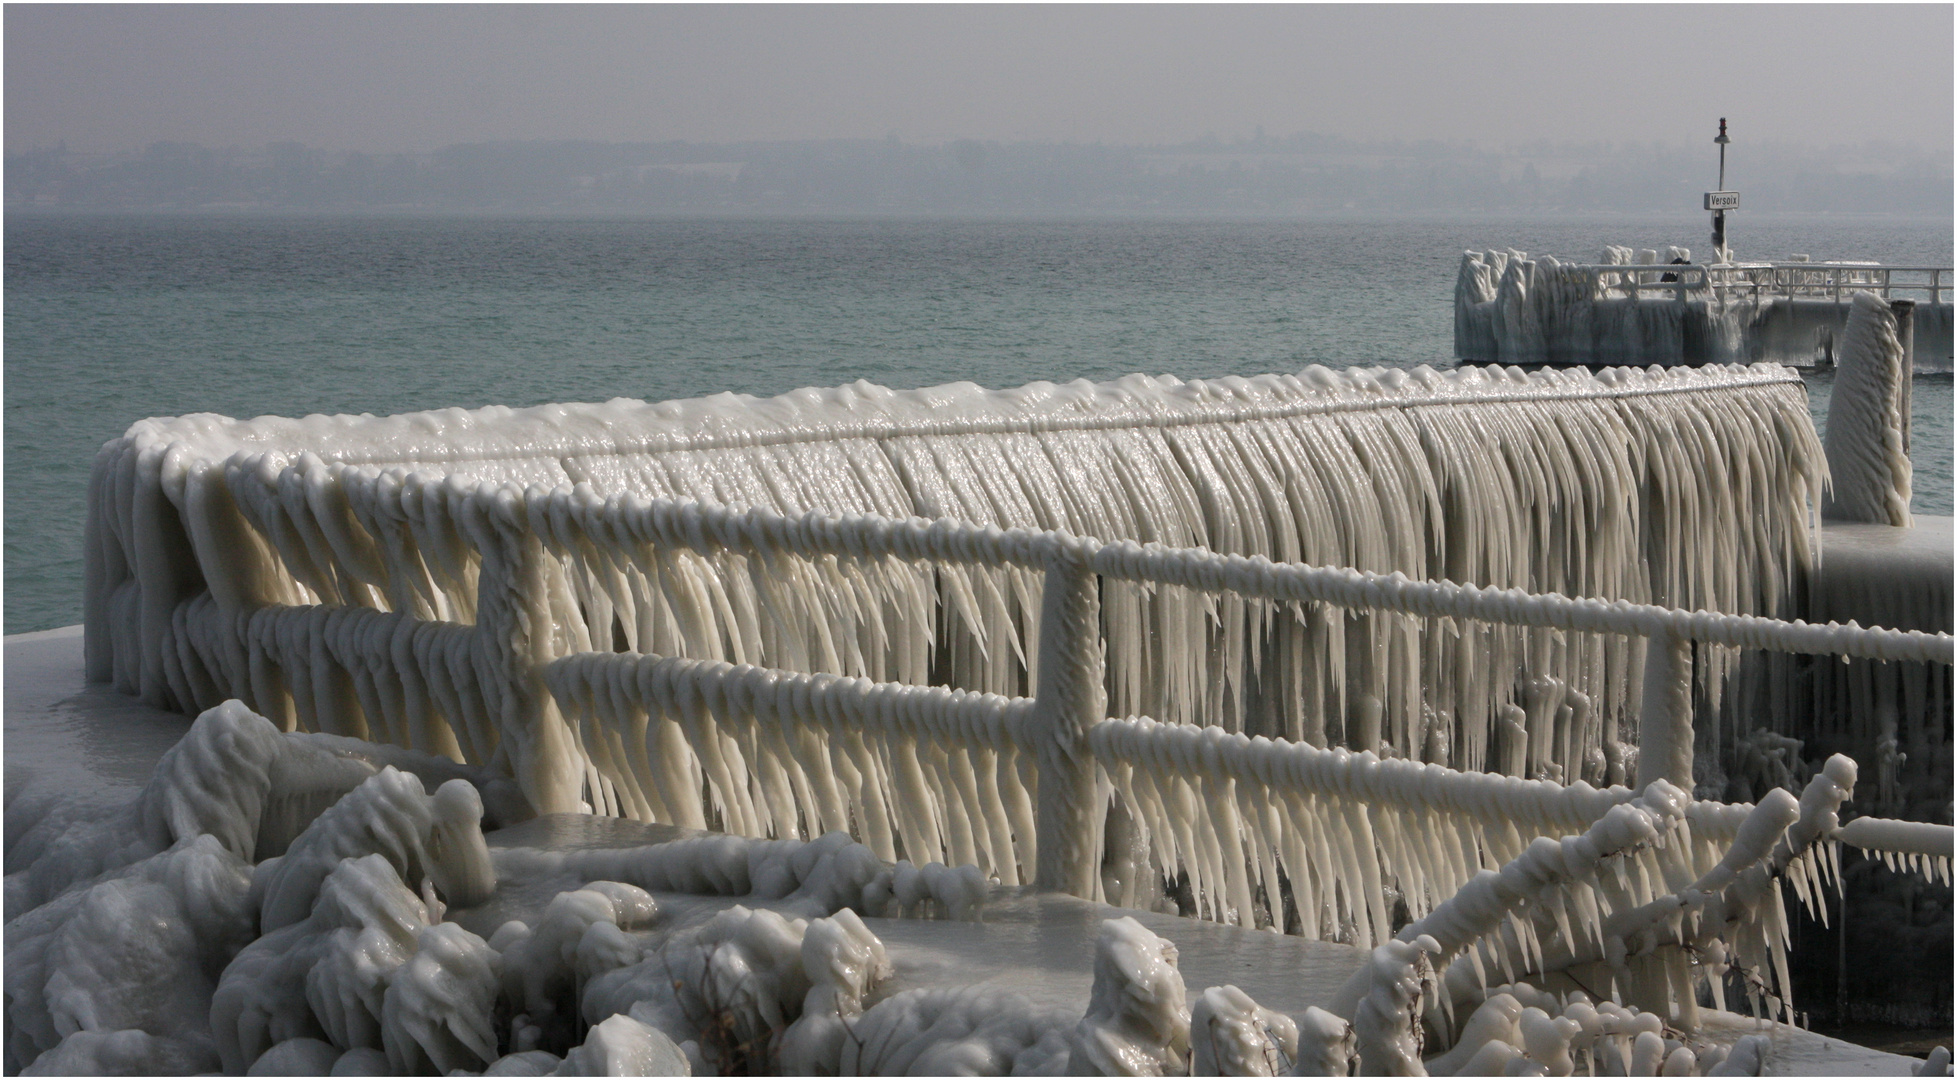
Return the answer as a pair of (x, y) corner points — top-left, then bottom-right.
(7, 4), (1951, 155)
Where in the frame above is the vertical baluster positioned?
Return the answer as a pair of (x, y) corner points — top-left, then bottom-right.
(1031, 549), (1106, 896)
(1637, 628), (1695, 792)
(466, 488), (587, 814)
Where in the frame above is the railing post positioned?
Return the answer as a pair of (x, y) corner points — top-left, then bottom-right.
(468, 494), (587, 815)
(1636, 628), (1694, 792)
(1031, 548), (1105, 897)
(1892, 299), (1915, 453)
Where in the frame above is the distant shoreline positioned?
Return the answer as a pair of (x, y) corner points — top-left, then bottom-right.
(8, 205), (1954, 225)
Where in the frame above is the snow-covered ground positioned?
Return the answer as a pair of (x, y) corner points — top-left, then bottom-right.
(4, 628), (1933, 1076)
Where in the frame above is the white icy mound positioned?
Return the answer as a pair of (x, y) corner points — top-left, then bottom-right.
(6, 834), (253, 1074)
(4, 699), (520, 922)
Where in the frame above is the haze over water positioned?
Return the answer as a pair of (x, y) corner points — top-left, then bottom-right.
(6, 211), (1951, 634)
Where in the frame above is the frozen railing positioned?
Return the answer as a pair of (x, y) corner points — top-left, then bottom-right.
(1456, 250), (1952, 368)
(1706, 263), (1951, 306)
(97, 364), (1835, 811)
(1497, 261), (1951, 308)
(516, 494), (1951, 904)
(163, 475), (1950, 915)
(86, 365), (1948, 942)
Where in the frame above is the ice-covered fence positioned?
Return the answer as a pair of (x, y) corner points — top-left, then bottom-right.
(543, 651), (1038, 885)
(88, 363), (1829, 815)
(512, 495), (1949, 958)
(78, 363), (1951, 959)
(1705, 262), (1949, 307)
(1456, 249), (1955, 369)
(506, 490), (1950, 926)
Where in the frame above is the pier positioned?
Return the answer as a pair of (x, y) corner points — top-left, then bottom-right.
(1454, 250), (1953, 370)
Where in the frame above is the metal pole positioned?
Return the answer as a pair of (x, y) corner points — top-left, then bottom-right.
(1711, 118), (1730, 258)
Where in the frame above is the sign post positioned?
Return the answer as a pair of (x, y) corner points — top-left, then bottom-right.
(1707, 119), (1736, 261)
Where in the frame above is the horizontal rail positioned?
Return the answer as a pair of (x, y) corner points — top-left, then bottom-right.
(1530, 263), (1954, 306)
(1089, 715), (1637, 827)
(544, 651), (1033, 754)
(1076, 545), (1950, 663)
(1090, 716), (1942, 861)
(226, 364), (1806, 473)
(524, 491), (1953, 664)
(1837, 815), (1954, 859)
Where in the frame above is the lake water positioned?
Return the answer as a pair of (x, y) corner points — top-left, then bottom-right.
(6, 212), (1950, 633)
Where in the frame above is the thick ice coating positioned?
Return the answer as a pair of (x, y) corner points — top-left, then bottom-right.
(775, 909), (890, 1074)
(1071, 917), (1191, 1076)
(1188, 984), (1298, 1076)
(554, 1013), (691, 1076)
(86, 363), (1826, 829)
(254, 767), (495, 932)
(4, 834), (255, 1075)
(3, 701), (1910, 1077)
(1823, 292), (1914, 526)
(40, 358), (1954, 1074)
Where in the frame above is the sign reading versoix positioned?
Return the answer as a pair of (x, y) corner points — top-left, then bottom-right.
(1704, 191), (1740, 211)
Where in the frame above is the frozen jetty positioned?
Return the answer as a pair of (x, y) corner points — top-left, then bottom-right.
(10, 360), (1951, 1075)
(1455, 247), (1953, 371)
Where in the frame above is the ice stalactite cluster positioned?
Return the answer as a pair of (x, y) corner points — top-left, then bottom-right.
(1822, 292), (1914, 527)
(86, 365), (1824, 831)
(1791, 513), (1951, 845)
(544, 650), (1038, 886)
(1837, 815), (1954, 883)
(1092, 716), (1643, 939)
(1089, 705), (1952, 959)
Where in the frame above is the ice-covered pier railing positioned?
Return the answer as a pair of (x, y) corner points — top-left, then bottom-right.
(1455, 246), (1954, 370)
(91, 361), (1831, 801)
(78, 361), (1954, 1040)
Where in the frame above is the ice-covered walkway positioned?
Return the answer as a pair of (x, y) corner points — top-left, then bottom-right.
(5, 628), (1932, 1076)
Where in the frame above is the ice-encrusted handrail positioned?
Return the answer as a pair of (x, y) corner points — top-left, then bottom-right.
(521, 492), (1950, 665)
(113, 362), (1804, 473)
(1090, 716), (1633, 829)
(546, 652), (1032, 756)
(542, 650), (1040, 884)
(92, 360), (1836, 818)
(535, 642), (1952, 955)
(515, 492), (1949, 902)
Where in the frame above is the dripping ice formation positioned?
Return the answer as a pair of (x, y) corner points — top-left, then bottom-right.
(1823, 292), (1914, 527)
(33, 359), (1953, 1073)
(87, 362), (1828, 818)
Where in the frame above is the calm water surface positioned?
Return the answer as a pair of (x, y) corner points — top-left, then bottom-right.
(7, 213), (1950, 633)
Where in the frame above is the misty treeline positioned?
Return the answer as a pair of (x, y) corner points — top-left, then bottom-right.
(6, 134), (1949, 215)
